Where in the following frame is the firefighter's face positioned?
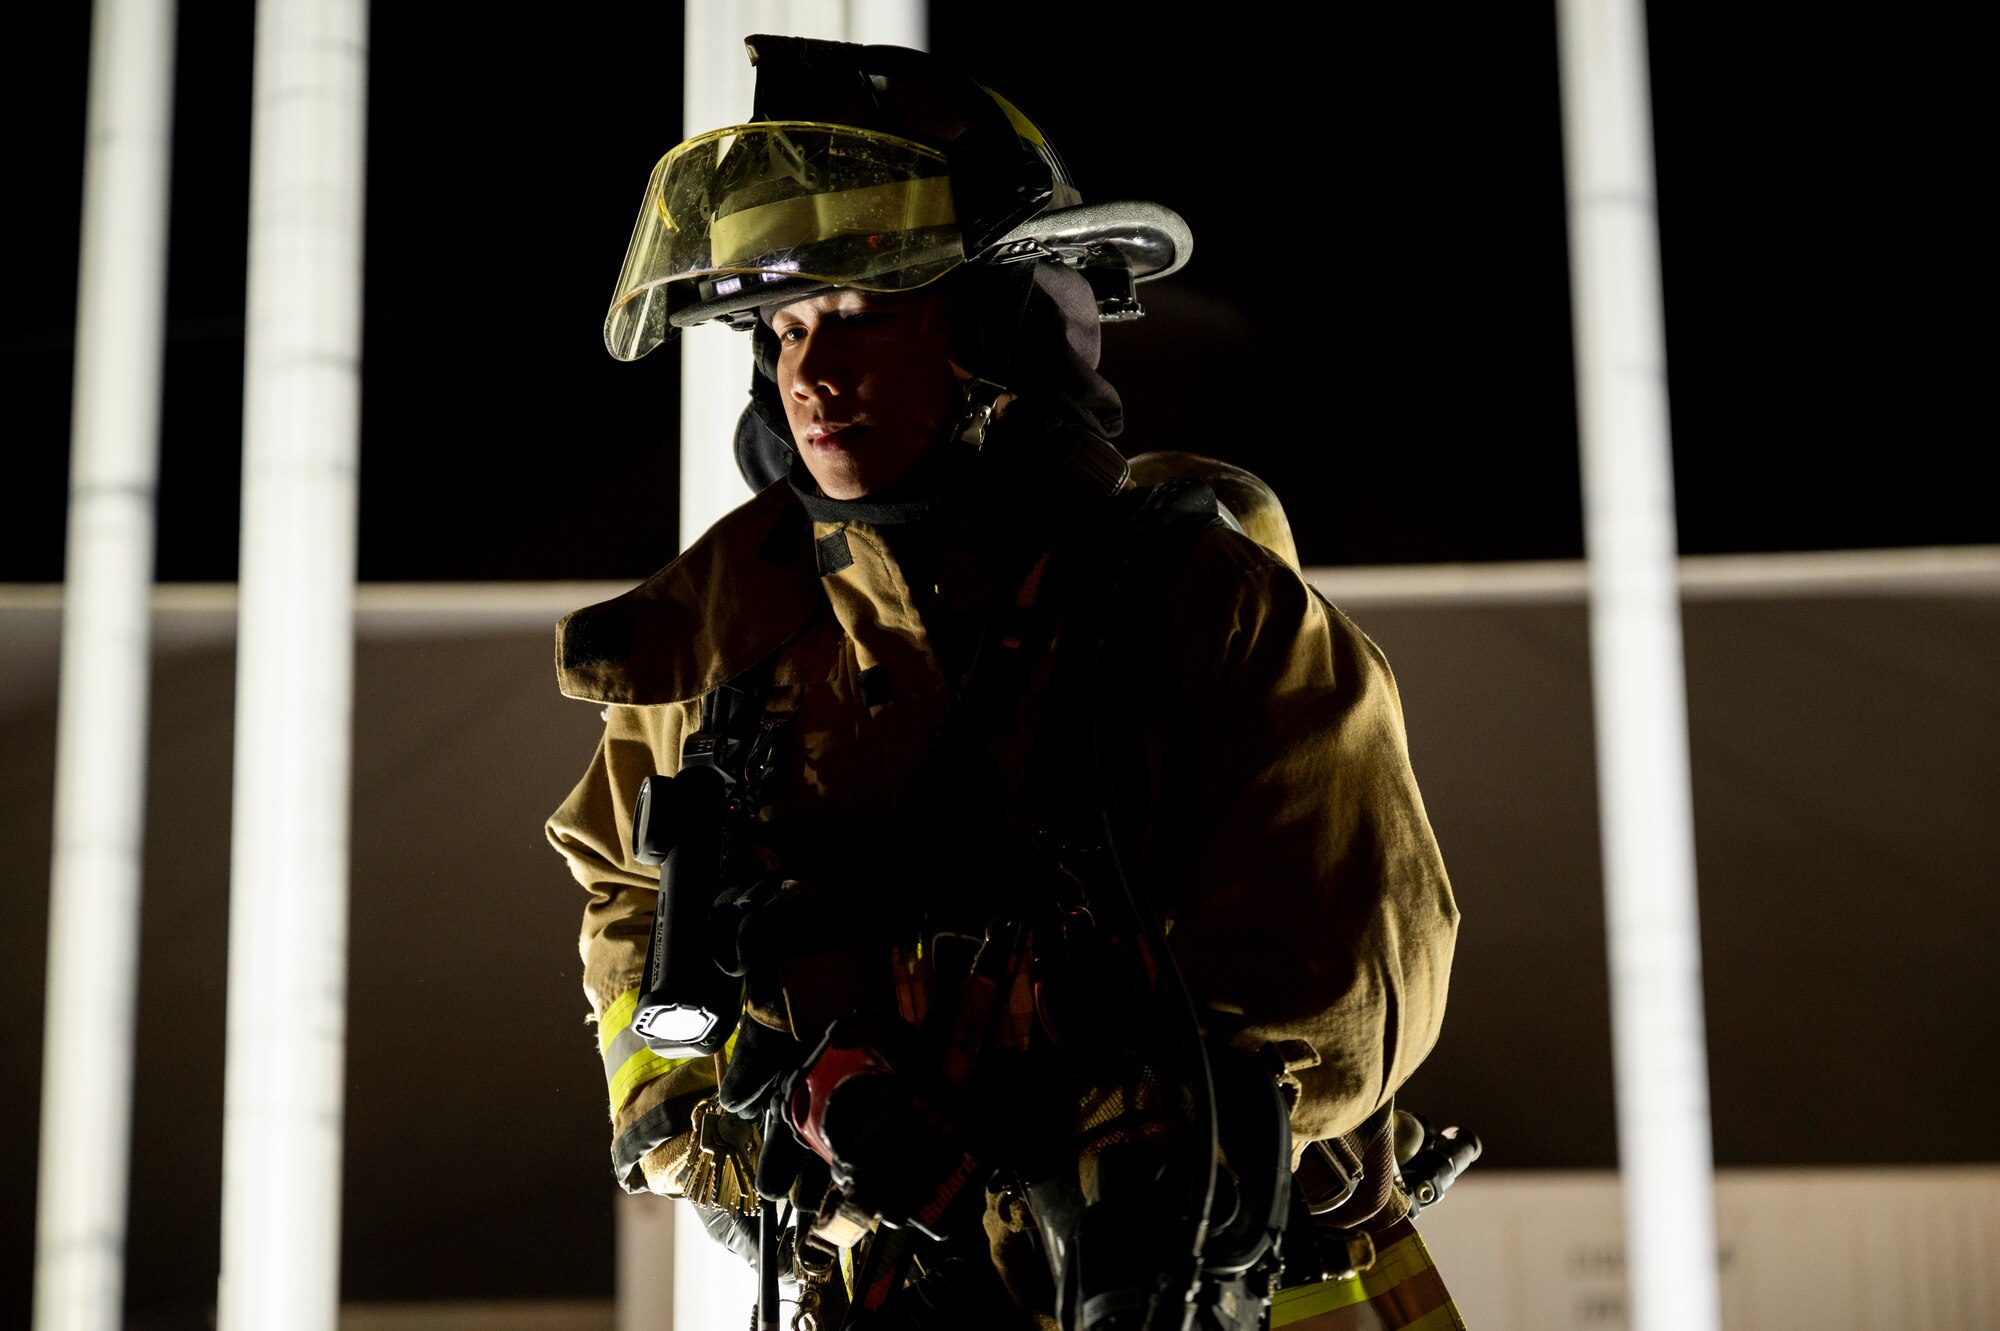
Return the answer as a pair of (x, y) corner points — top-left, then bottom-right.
(770, 289), (966, 500)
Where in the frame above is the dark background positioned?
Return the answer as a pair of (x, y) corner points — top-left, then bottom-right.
(7, 5), (1988, 586)
(5, 4), (1993, 1326)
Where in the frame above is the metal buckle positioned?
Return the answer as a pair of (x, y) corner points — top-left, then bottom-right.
(1299, 1138), (1362, 1216)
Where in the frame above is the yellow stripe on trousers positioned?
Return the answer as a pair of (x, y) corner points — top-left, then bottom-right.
(1271, 1224), (1467, 1330)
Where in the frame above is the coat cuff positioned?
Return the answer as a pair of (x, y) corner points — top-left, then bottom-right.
(611, 1096), (693, 1194)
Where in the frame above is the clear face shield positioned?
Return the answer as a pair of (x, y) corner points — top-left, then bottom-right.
(604, 122), (967, 360)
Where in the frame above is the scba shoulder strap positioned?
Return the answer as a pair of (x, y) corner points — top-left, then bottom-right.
(1002, 476), (1227, 846)
(948, 477), (1299, 1326)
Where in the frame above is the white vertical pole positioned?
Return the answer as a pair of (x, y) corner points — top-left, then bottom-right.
(215, 1), (368, 1328)
(1555, 3), (1722, 1330)
(617, 12), (933, 1330)
(614, 1192), (676, 1331)
(674, 1), (926, 552)
(33, 1), (176, 1328)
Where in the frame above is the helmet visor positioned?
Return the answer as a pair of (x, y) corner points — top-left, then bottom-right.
(605, 122), (963, 359)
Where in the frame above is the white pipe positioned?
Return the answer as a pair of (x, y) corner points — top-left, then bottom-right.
(625, 10), (929, 1329)
(614, 1193), (676, 1331)
(674, 2), (926, 552)
(32, 2), (177, 1328)
(1555, 3), (1722, 1330)
(215, 1), (368, 1329)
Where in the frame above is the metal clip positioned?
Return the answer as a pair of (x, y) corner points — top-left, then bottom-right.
(806, 1184), (876, 1252)
(953, 379), (1012, 450)
(1298, 1138), (1362, 1217)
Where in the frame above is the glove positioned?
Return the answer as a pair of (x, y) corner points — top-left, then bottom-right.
(777, 1011), (989, 1241)
(691, 1199), (762, 1271)
(708, 876), (901, 1120)
(717, 1009), (802, 1118)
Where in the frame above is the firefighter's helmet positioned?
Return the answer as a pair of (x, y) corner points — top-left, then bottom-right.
(604, 34), (1191, 360)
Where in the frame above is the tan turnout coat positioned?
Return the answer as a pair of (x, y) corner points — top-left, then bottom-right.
(546, 476), (1459, 1196)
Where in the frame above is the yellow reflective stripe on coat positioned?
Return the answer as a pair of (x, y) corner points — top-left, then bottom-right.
(1270, 1222), (1466, 1330)
(599, 988), (695, 1109)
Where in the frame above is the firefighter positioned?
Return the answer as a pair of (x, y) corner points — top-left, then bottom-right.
(547, 34), (1459, 1329)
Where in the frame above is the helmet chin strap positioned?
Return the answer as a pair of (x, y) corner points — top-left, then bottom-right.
(951, 377), (1014, 450)
(950, 373), (1131, 502)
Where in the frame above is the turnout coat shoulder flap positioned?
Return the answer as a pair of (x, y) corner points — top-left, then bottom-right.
(553, 478), (818, 707)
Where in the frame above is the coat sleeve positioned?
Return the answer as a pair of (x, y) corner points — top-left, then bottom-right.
(546, 699), (721, 1190)
(1130, 528), (1459, 1153)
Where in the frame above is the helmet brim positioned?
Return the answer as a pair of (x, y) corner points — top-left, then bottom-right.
(649, 199), (1197, 343)
(603, 122), (967, 360)
(977, 200), (1193, 285)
